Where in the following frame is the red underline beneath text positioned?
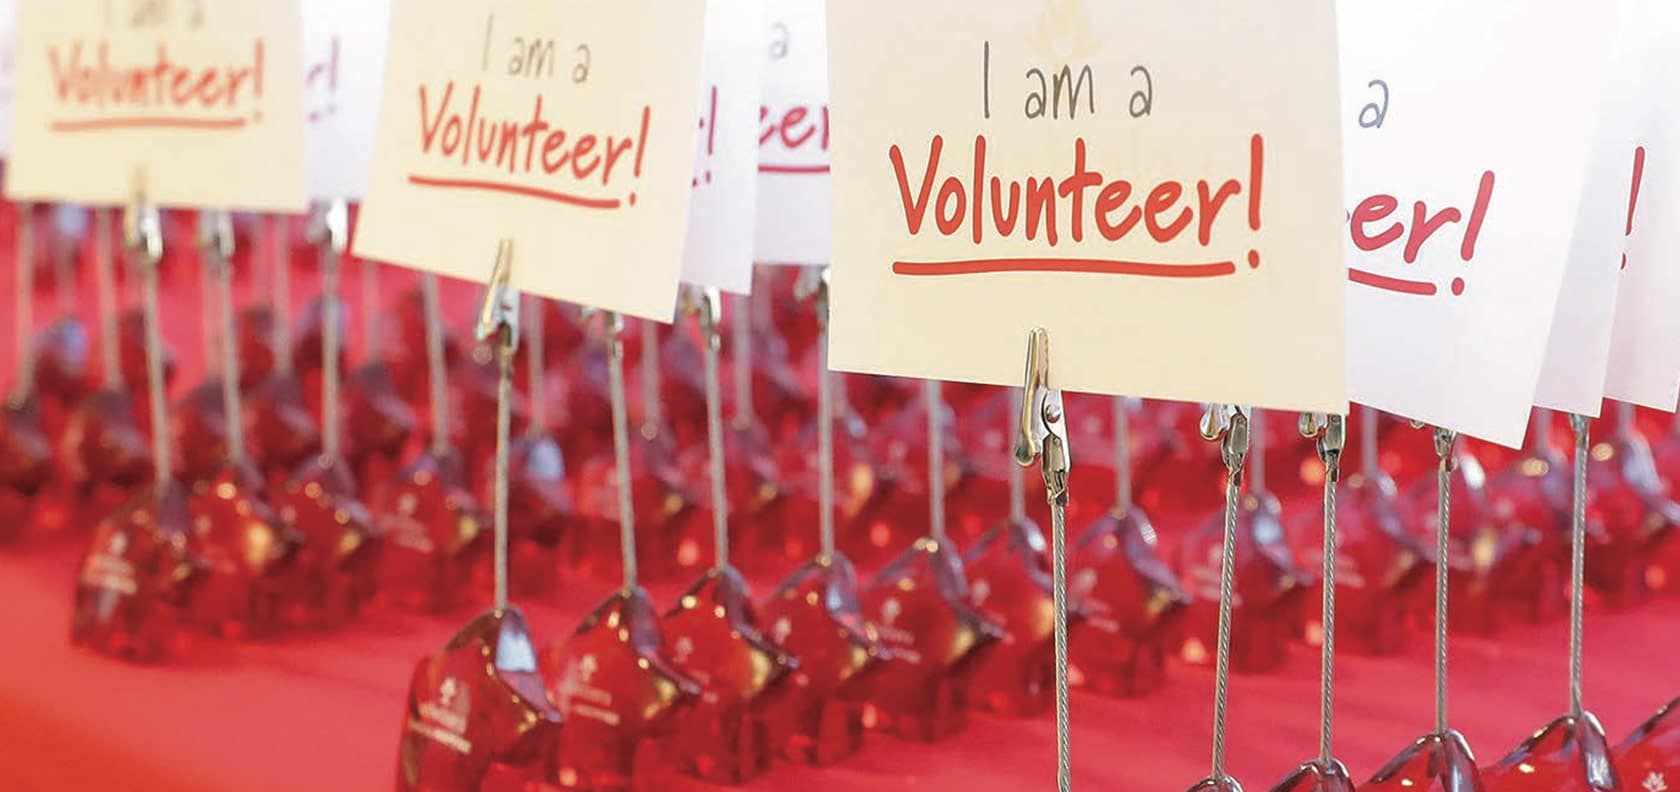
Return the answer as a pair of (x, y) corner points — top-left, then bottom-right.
(405, 173), (623, 210)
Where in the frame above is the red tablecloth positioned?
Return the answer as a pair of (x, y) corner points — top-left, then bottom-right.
(3, 536), (1678, 791)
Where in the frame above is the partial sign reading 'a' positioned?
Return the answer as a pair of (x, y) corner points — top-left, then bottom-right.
(755, 0), (830, 266)
(826, 0), (1346, 413)
(6, 0), (309, 211)
(1341, 0), (1626, 447)
(354, 0), (706, 321)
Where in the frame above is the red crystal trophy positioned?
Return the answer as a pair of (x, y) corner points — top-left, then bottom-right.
(1480, 409), (1572, 625)
(1399, 438), (1516, 636)
(185, 213), (303, 638)
(761, 273), (890, 765)
(70, 197), (202, 662)
(1292, 407), (1431, 657)
(1616, 698), (1680, 787)
(32, 213), (94, 427)
(1267, 414), (1356, 792)
(0, 396), (54, 540)
(1585, 404), (1679, 609)
(275, 203), (382, 629)
(1179, 409), (1313, 673)
(1366, 428), (1488, 792)
(58, 208), (155, 537)
(862, 381), (1004, 742)
(379, 274), (490, 613)
(658, 290), (798, 784)
(398, 608), (563, 791)
(1070, 396), (1191, 697)
(399, 258), (565, 792)
(542, 311), (700, 791)
(1481, 415), (1623, 792)
(343, 256), (415, 507)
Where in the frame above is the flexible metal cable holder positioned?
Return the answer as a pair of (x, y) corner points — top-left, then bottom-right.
(311, 200), (350, 462)
(474, 240), (518, 612)
(1425, 424), (1456, 737)
(794, 268), (837, 559)
(1566, 413), (1589, 721)
(682, 285), (732, 570)
(1298, 412), (1347, 773)
(122, 182), (169, 496)
(10, 201), (35, 409)
(198, 210), (244, 468)
(1012, 328), (1072, 792)
(1192, 403), (1249, 791)
(601, 310), (640, 591)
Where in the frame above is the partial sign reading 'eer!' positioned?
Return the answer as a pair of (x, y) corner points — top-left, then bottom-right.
(1339, 0), (1628, 447)
(826, 0), (1346, 414)
(353, 0), (707, 322)
(755, 0), (832, 265)
(6, 0), (309, 211)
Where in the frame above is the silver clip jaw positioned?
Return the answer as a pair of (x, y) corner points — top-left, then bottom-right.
(475, 238), (519, 351)
(309, 199), (350, 255)
(681, 285), (723, 349)
(1201, 404), (1251, 478)
(1299, 412), (1346, 474)
(123, 196), (163, 268)
(196, 210), (234, 261)
(1014, 328), (1071, 505)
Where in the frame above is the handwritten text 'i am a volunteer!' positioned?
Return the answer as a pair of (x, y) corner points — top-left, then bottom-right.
(890, 43), (1280, 279)
(413, 15), (651, 211)
(47, 2), (266, 132)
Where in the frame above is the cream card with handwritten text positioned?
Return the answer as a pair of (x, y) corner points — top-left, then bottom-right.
(827, 0), (1346, 412)
(302, 0), (389, 200)
(7, 0), (308, 211)
(355, 0), (706, 321)
(1342, 0), (1624, 447)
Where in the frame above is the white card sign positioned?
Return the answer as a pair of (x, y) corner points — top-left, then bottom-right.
(6, 0), (309, 211)
(826, 0), (1347, 412)
(0, 0), (16, 156)
(1341, 0), (1624, 447)
(680, 0), (762, 295)
(354, 0), (707, 321)
(1606, 1), (1680, 411)
(1533, 0), (1642, 418)
(755, 0), (829, 266)
(302, 0), (389, 201)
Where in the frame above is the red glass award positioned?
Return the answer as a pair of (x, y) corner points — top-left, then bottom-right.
(59, 207), (152, 535)
(1069, 396), (1191, 698)
(658, 289), (799, 784)
(1399, 438), (1515, 636)
(275, 203), (382, 629)
(1585, 404), (1679, 609)
(1365, 428), (1487, 792)
(542, 312), (700, 791)
(399, 264), (564, 791)
(31, 213), (93, 430)
(1291, 407), (1431, 657)
(1479, 409), (1571, 625)
(1482, 415), (1622, 792)
(343, 256), (416, 509)
(379, 273), (490, 613)
(761, 273), (890, 765)
(1267, 414), (1356, 792)
(1179, 409), (1313, 674)
(184, 213), (302, 638)
(485, 295), (570, 597)
(2, 219), (56, 540)
(862, 379), (1004, 742)
(70, 198), (202, 662)
(1616, 698), (1680, 789)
